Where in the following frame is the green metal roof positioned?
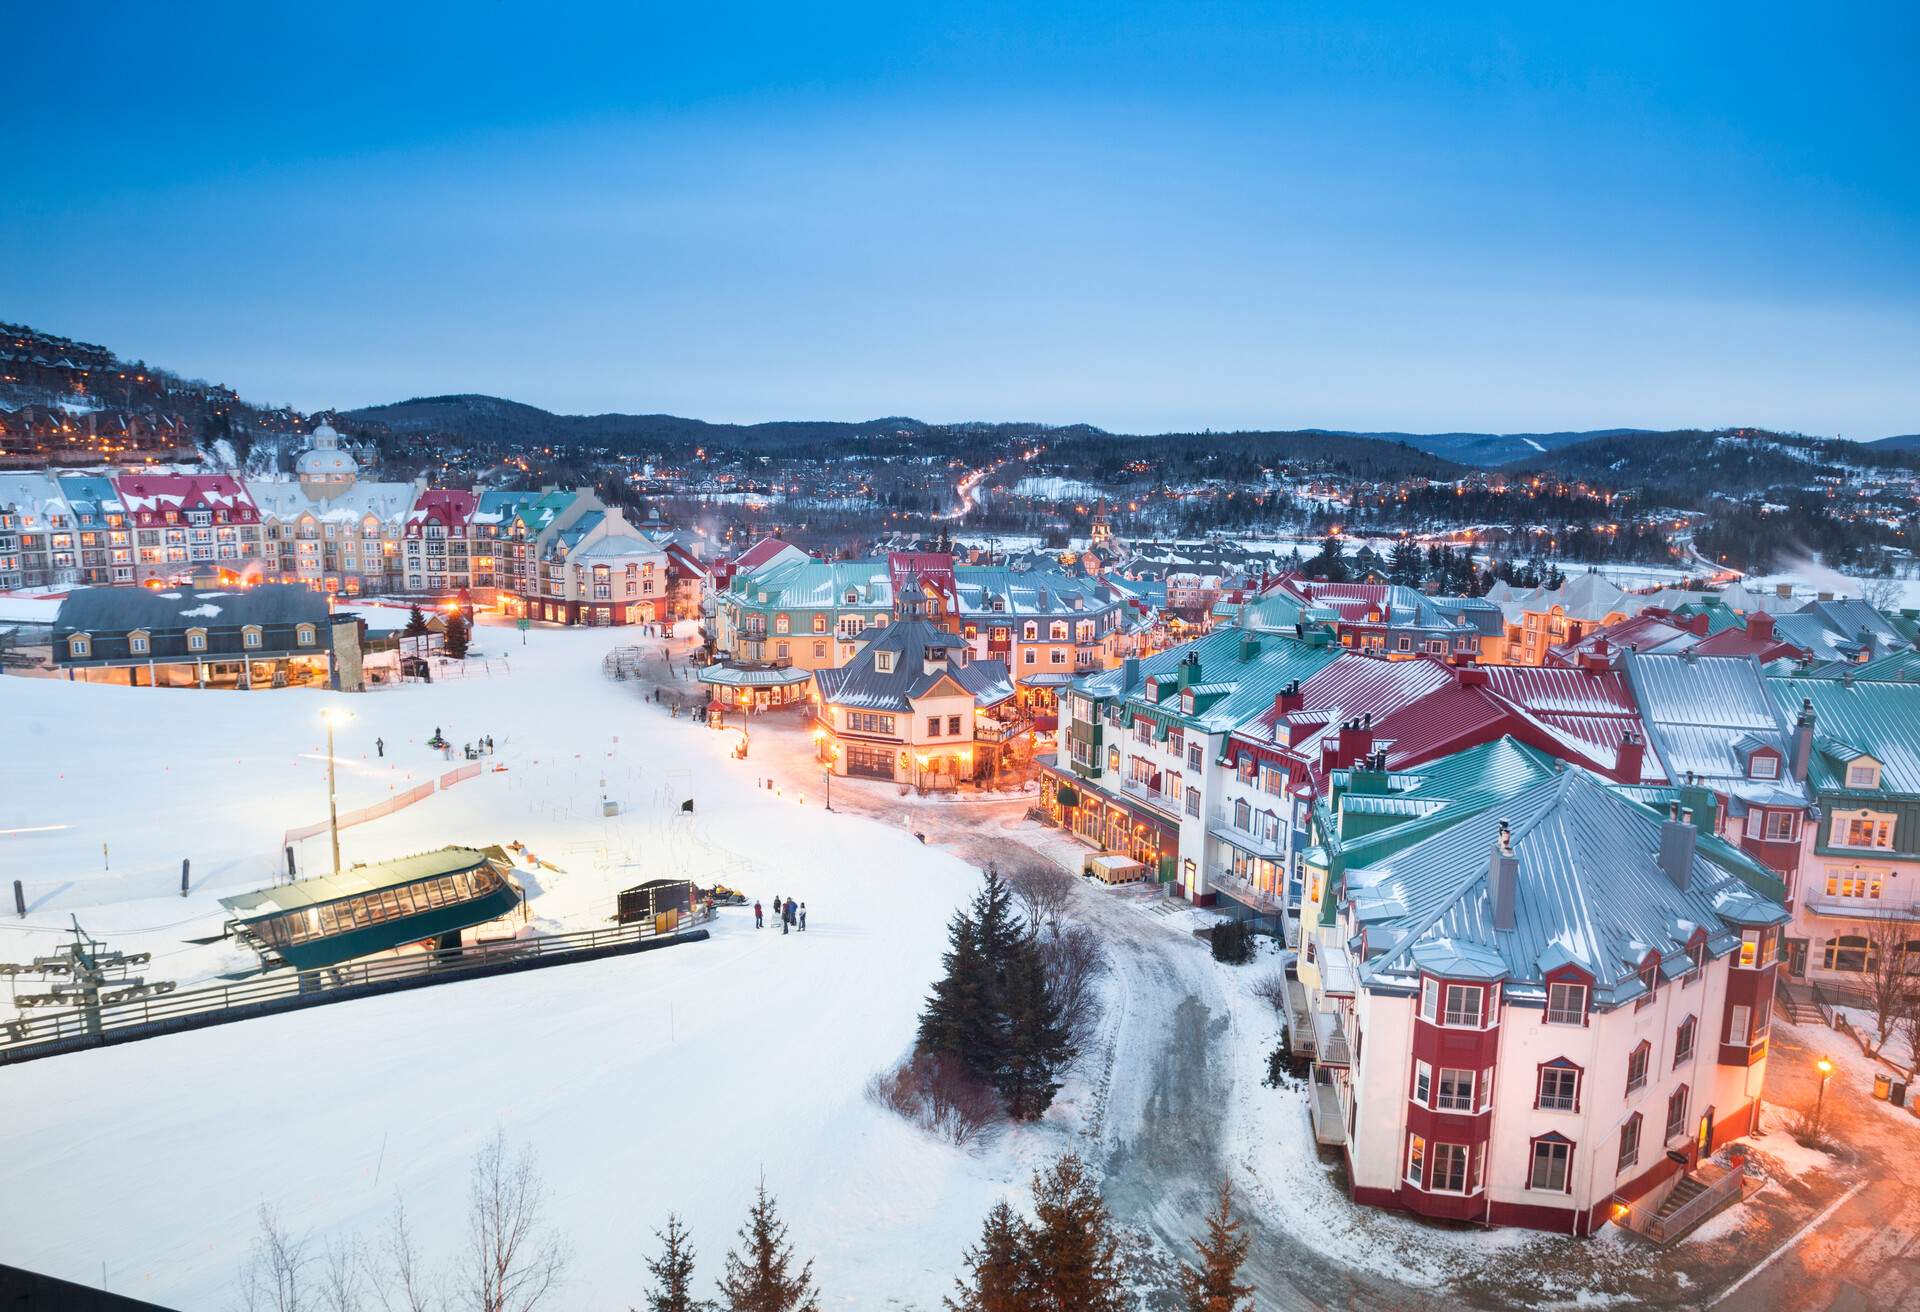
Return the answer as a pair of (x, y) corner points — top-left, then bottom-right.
(1769, 675), (1920, 795)
(220, 846), (490, 920)
(1124, 629), (1343, 733)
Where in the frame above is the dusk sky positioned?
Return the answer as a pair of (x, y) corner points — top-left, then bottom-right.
(6, 2), (1916, 436)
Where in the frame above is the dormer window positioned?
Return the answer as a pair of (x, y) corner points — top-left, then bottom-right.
(242, 625), (262, 649)
(1634, 958), (1659, 1011)
(295, 624), (317, 647)
(186, 628), (208, 653)
(1846, 760), (1882, 790)
(1181, 689), (1195, 715)
(876, 651), (896, 674)
(66, 633), (90, 657)
(1749, 753), (1779, 780)
(1545, 981), (1588, 1026)
(128, 630), (149, 655)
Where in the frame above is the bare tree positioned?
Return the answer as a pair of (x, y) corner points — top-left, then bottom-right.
(316, 1236), (369, 1312)
(1004, 859), (1074, 932)
(1860, 920), (1920, 1071)
(460, 1130), (571, 1312)
(1851, 570), (1904, 613)
(1035, 921), (1109, 1059)
(237, 1206), (313, 1312)
(373, 1200), (441, 1312)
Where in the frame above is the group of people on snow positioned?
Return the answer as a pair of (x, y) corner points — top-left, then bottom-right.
(754, 895), (806, 934)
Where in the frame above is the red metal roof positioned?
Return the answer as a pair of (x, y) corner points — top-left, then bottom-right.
(733, 536), (799, 571)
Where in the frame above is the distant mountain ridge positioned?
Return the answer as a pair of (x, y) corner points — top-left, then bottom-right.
(1870, 433), (1920, 451)
(343, 394), (1641, 469)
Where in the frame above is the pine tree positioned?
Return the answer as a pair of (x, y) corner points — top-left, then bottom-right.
(917, 908), (1001, 1082)
(1387, 538), (1423, 586)
(1179, 1181), (1255, 1312)
(946, 1201), (1035, 1312)
(642, 1213), (715, 1312)
(404, 605), (429, 637)
(996, 934), (1068, 1121)
(445, 610), (471, 659)
(718, 1182), (819, 1312)
(1025, 1154), (1128, 1312)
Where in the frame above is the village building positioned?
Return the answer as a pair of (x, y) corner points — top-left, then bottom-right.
(50, 583), (354, 689)
(1040, 623), (1343, 895)
(1766, 676), (1920, 994)
(245, 424), (416, 595)
(812, 593), (1023, 790)
(402, 487), (499, 595)
(1296, 741), (1788, 1233)
(116, 472), (267, 587)
(523, 505), (671, 626)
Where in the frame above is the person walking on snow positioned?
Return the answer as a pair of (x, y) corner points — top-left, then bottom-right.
(754, 900), (763, 928)
(781, 901), (790, 934)
(375, 737), (384, 758)
(799, 903), (807, 931)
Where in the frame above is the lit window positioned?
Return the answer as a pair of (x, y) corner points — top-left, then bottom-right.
(1405, 1134), (1426, 1187)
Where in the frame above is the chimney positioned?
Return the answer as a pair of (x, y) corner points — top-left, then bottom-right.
(1659, 803), (1698, 891)
(1122, 655), (1140, 689)
(1776, 583), (1794, 599)
(1456, 665), (1488, 687)
(1490, 821), (1519, 931)
(1335, 714), (1375, 769)
(1686, 612), (1711, 637)
(1578, 646), (1611, 676)
(1791, 697), (1815, 781)
(1240, 632), (1260, 662)
(1747, 610), (1775, 641)
(1272, 679), (1304, 717)
(1615, 728), (1645, 782)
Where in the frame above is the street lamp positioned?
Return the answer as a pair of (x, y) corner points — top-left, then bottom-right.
(1814, 1056), (1835, 1134)
(321, 707), (353, 877)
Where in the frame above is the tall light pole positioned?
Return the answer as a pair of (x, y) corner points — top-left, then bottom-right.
(1814, 1056), (1835, 1135)
(322, 707), (352, 877)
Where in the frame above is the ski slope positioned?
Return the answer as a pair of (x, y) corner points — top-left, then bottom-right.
(0, 620), (1020, 1308)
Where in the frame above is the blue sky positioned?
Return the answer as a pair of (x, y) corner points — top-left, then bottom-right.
(5, 2), (1916, 436)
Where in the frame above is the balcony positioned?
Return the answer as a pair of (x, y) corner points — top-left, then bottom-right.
(1313, 1009), (1352, 1067)
(1308, 1073), (1347, 1146)
(1208, 814), (1287, 861)
(1117, 777), (1183, 818)
(1803, 893), (1919, 921)
(1209, 866), (1285, 916)
(1284, 977), (1316, 1057)
(974, 715), (1032, 745)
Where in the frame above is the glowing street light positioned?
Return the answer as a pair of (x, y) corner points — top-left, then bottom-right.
(320, 706), (354, 877)
(1813, 1056), (1836, 1134)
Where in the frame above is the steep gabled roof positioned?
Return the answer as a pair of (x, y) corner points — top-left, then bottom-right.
(1768, 676), (1920, 796)
(814, 616), (1012, 712)
(1350, 768), (1787, 1004)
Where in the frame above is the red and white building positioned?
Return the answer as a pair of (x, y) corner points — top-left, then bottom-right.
(1299, 749), (1789, 1233)
(117, 473), (266, 585)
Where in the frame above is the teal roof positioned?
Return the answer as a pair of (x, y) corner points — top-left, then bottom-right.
(220, 847), (490, 918)
(1123, 629), (1343, 733)
(1768, 676), (1920, 795)
(1349, 769), (1787, 1005)
(730, 557), (891, 609)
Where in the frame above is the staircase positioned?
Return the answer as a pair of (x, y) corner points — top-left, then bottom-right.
(1654, 1175), (1708, 1222)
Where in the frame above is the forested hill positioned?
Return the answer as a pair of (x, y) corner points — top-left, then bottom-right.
(1499, 427), (1920, 505)
(340, 395), (1461, 476)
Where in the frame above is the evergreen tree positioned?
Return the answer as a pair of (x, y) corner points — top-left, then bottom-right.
(1387, 538), (1423, 586)
(918, 911), (1000, 1081)
(444, 610), (471, 659)
(718, 1183), (819, 1312)
(1025, 1154), (1128, 1312)
(404, 605), (429, 637)
(1179, 1181), (1255, 1312)
(642, 1214), (715, 1312)
(946, 1201), (1035, 1312)
(1304, 534), (1349, 582)
(996, 936), (1068, 1121)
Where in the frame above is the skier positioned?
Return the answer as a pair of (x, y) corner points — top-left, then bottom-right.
(799, 902), (807, 932)
(486, 734), (494, 753)
(375, 736), (385, 758)
(754, 900), (764, 928)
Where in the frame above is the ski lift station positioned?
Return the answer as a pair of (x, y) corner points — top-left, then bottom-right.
(219, 846), (524, 970)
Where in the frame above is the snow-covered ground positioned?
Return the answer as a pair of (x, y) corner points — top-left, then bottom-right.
(0, 620), (1024, 1308)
